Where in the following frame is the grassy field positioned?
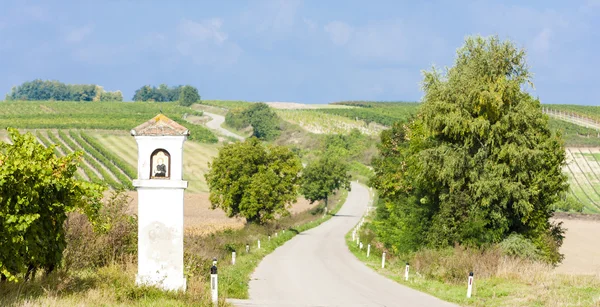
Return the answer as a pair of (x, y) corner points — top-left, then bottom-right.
(549, 119), (600, 147)
(347, 217), (600, 307)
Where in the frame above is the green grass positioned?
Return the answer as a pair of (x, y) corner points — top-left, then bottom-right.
(346, 227), (600, 307)
(548, 119), (600, 147)
(0, 100), (217, 143)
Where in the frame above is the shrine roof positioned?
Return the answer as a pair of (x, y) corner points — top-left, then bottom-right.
(131, 114), (189, 136)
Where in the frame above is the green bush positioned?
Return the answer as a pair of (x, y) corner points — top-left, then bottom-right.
(498, 234), (541, 261)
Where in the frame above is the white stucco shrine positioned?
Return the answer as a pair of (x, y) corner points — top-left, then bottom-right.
(131, 114), (189, 291)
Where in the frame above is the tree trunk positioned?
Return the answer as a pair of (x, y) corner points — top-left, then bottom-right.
(24, 264), (34, 281)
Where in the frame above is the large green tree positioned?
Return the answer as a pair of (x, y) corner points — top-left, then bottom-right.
(179, 85), (201, 106)
(370, 36), (568, 263)
(205, 137), (302, 223)
(301, 154), (351, 207)
(0, 129), (105, 282)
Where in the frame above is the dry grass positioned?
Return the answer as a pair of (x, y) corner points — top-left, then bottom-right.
(349, 236), (600, 306)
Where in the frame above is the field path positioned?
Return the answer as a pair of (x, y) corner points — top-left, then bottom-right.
(230, 182), (455, 307)
(203, 111), (244, 141)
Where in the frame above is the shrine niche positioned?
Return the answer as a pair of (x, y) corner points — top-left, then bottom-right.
(150, 149), (170, 179)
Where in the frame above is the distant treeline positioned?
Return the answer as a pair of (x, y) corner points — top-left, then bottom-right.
(133, 84), (200, 102)
(5, 80), (123, 102)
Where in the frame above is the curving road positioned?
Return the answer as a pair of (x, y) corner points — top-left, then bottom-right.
(230, 182), (456, 307)
(203, 111), (245, 141)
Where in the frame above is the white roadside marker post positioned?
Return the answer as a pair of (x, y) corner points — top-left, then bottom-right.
(381, 252), (386, 268)
(268, 235), (271, 241)
(404, 263), (409, 281)
(367, 244), (371, 258)
(467, 272), (474, 298)
(231, 251), (236, 265)
(210, 258), (218, 305)
(275, 232), (278, 237)
(246, 243), (250, 253)
(360, 242), (363, 250)
(356, 236), (360, 246)
(258, 239), (261, 249)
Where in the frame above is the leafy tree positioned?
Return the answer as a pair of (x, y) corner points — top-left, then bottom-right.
(224, 107), (250, 129)
(225, 103), (281, 140)
(132, 84), (184, 102)
(0, 129), (105, 282)
(179, 85), (201, 106)
(370, 36), (568, 263)
(244, 103), (280, 140)
(301, 153), (351, 207)
(132, 85), (153, 101)
(205, 138), (302, 223)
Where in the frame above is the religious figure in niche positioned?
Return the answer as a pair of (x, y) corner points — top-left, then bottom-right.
(155, 158), (166, 177)
(151, 149), (170, 179)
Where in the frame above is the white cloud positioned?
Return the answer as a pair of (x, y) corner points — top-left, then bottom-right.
(176, 18), (242, 68)
(531, 28), (552, 54)
(65, 25), (93, 43)
(324, 21), (352, 45)
(303, 18), (317, 31)
(178, 18), (228, 45)
(18, 5), (46, 21)
(255, 0), (302, 33)
(350, 21), (403, 60)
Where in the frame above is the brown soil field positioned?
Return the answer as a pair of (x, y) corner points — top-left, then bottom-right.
(125, 191), (314, 236)
(553, 215), (600, 275)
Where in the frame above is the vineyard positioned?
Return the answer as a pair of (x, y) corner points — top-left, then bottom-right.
(0, 101), (218, 143)
(275, 109), (386, 135)
(14, 129), (219, 193)
(545, 104), (600, 123)
(323, 101), (421, 126)
(565, 147), (600, 213)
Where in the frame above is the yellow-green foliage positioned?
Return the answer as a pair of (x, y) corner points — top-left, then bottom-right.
(0, 129), (105, 282)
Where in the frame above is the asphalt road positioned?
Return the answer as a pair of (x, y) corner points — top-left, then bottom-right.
(230, 182), (456, 307)
(203, 111), (245, 141)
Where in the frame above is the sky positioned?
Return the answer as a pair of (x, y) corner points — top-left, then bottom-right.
(0, 0), (598, 105)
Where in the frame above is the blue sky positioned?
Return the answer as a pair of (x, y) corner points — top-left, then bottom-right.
(0, 1), (598, 105)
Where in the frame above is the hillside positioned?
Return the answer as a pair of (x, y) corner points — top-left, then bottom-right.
(3, 100), (600, 214)
(0, 101), (217, 143)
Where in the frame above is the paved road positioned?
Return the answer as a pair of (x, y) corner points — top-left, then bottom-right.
(230, 182), (456, 307)
(203, 111), (245, 140)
